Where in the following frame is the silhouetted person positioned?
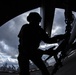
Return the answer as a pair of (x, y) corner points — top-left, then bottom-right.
(18, 12), (64, 75)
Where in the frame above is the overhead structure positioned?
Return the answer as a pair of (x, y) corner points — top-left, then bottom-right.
(0, 0), (76, 36)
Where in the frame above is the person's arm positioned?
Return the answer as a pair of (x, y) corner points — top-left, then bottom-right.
(40, 28), (65, 43)
(51, 34), (65, 42)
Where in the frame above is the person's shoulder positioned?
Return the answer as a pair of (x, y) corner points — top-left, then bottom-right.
(22, 24), (29, 27)
(21, 24), (29, 29)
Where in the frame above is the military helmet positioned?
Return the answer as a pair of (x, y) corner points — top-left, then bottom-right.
(27, 12), (42, 22)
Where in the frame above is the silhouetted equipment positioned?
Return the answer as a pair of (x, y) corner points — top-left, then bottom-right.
(50, 3), (76, 74)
